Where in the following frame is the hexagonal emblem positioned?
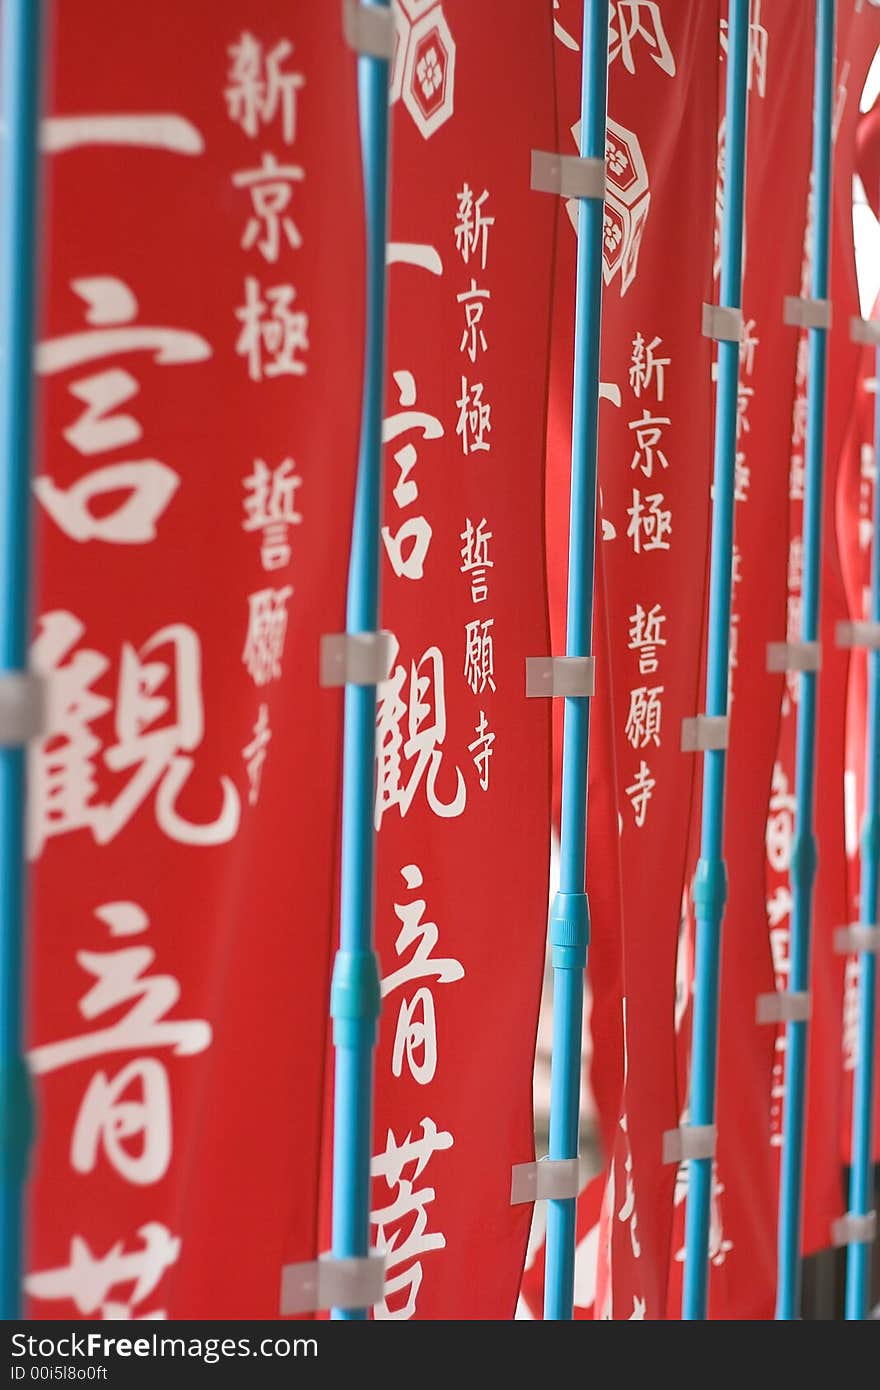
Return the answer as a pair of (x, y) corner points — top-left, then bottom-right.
(561, 117), (649, 297)
(402, 8), (455, 140)
(602, 204), (627, 282)
(605, 119), (648, 207)
(411, 30), (447, 122)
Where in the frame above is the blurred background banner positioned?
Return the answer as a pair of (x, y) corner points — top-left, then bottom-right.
(527, 0), (721, 1321)
(838, 29), (880, 1174)
(799, 0), (880, 1259)
(676, 0), (814, 1322)
(839, 343), (880, 1164)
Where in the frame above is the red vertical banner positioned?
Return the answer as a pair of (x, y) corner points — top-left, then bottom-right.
(766, 0), (880, 1263)
(839, 353), (880, 1160)
(25, 4), (363, 1318)
(841, 98), (880, 1156)
(693, 0), (816, 1321)
(841, 97), (880, 1159)
(364, 0), (555, 1319)
(838, 98), (880, 1164)
(595, 1), (719, 1322)
(525, 0), (720, 1320)
(803, 0), (880, 1256)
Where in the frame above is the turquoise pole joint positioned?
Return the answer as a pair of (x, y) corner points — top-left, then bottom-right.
(680, 0), (749, 1323)
(549, 892), (591, 972)
(329, 0), (392, 1322)
(843, 335), (880, 1321)
(775, 0), (836, 1323)
(0, 0), (44, 1322)
(541, 0), (609, 1322)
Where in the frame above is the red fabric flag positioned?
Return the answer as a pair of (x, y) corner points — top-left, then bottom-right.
(25, 2), (363, 1319)
(360, 0), (556, 1320)
(526, 0), (721, 1319)
(693, 0), (815, 1321)
(839, 73), (880, 1170)
(800, 0), (880, 1254)
(839, 349), (880, 1163)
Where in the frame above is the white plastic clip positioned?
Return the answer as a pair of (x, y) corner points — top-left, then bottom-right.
(320, 632), (394, 687)
(525, 656), (595, 699)
(850, 317), (880, 347)
(0, 672), (46, 746)
(342, 0), (396, 58)
(702, 304), (742, 343)
(834, 924), (880, 955)
(766, 641), (821, 674)
(832, 1212), (877, 1248)
(681, 715), (729, 753)
(530, 150), (606, 201)
(784, 295), (832, 331)
(662, 1125), (717, 1165)
(280, 1251), (386, 1315)
(756, 991), (811, 1025)
(836, 620), (880, 651)
(510, 1157), (580, 1205)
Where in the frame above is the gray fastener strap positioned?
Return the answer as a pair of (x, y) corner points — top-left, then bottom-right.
(342, 0), (396, 57)
(832, 1211), (877, 1247)
(662, 1124), (717, 1165)
(681, 715), (729, 753)
(702, 303), (742, 343)
(525, 656), (595, 699)
(0, 672), (47, 746)
(784, 295), (832, 331)
(836, 620), (880, 651)
(510, 1157), (580, 1205)
(320, 632), (394, 688)
(834, 924), (880, 955)
(850, 316), (880, 347)
(530, 150), (606, 201)
(766, 640), (821, 674)
(280, 1251), (386, 1315)
(756, 991), (811, 1025)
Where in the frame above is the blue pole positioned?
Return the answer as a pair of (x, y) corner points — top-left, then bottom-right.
(330, 0), (391, 1321)
(542, 0), (608, 1322)
(775, 0), (835, 1323)
(0, 0), (44, 1322)
(844, 343), (880, 1321)
(680, 0), (749, 1322)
